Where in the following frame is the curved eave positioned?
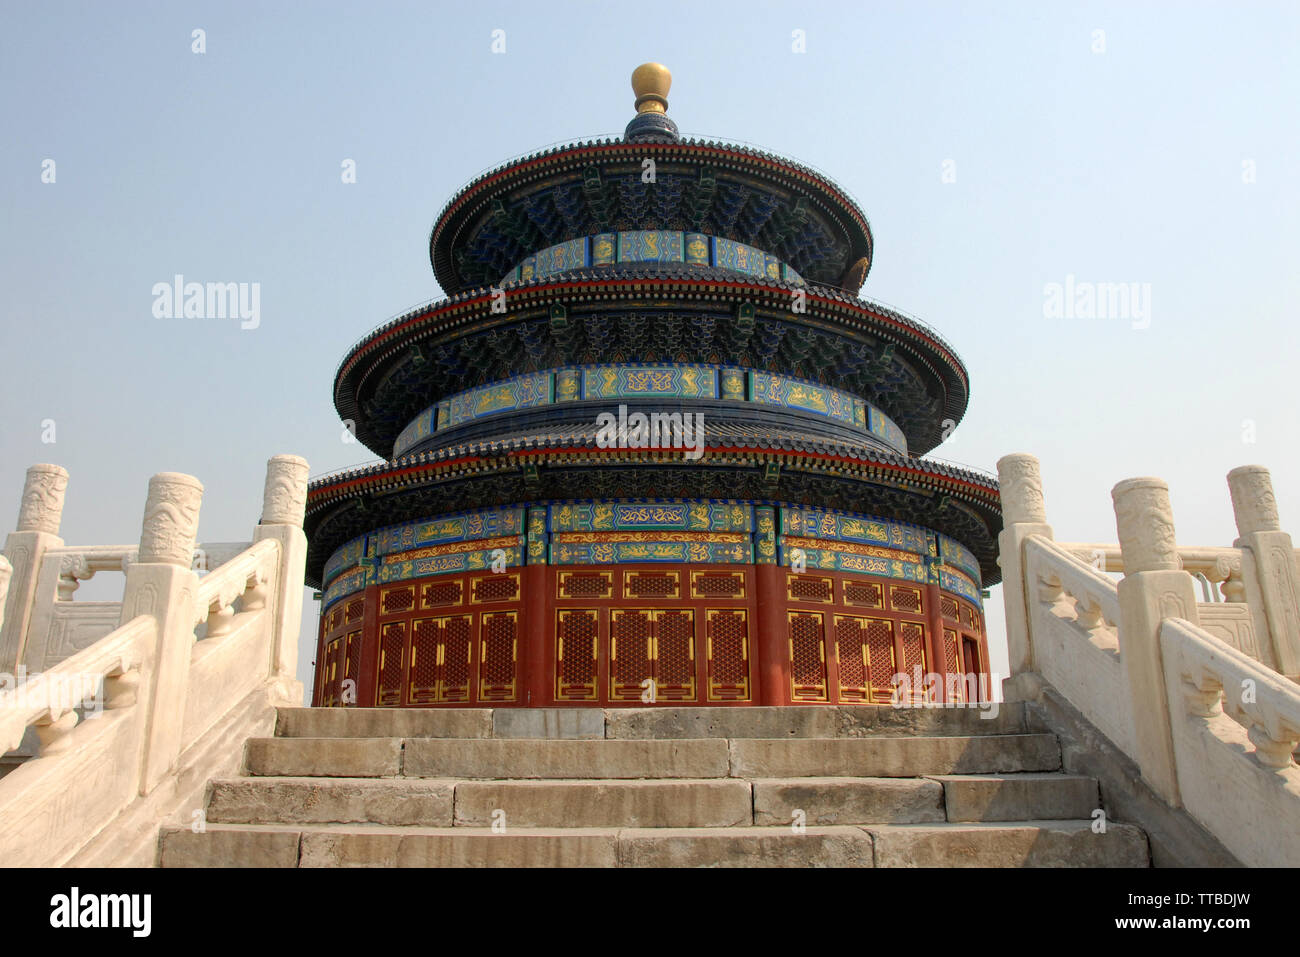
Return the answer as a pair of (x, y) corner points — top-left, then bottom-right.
(428, 138), (874, 296)
(331, 272), (969, 458)
(303, 444), (1002, 589)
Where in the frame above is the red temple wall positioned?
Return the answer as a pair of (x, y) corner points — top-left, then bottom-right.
(311, 563), (989, 709)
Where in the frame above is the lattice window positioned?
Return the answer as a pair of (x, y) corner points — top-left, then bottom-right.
(691, 572), (745, 599)
(788, 612), (828, 701)
(788, 576), (833, 603)
(376, 622), (405, 707)
(556, 610), (599, 701)
(343, 630), (362, 707)
(865, 618), (896, 704)
(346, 598), (365, 622)
(944, 628), (963, 703)
(706, 609), (750, 701)
(472, 574), (519, 603)
(940, 596), (960, 621)
(380, 586), (415, 616)
(320, 637), (343, 707)
(899, 622), (928, 703)
(422, 580), (462, 608)
(963, 638), (982, 700)
(656, 609), (696, 700)
(408, 619), (440, 705)
(834, 616), (871, 703)
(611, 609), (653, 701)
(558, 571), (613, 599)
(626, 572), (679, 599)
(441, 615), (473, 702)
(889, 585), (923, 614)
(844, 580), (883, 608)
(479, 611), (518, 701)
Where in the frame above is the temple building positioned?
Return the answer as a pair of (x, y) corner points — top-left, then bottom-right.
(305, 64), (1003, 709)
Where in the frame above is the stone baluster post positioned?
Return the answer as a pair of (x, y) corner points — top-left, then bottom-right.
(252, 455), (309, 705)
(996, 454), (1054, 687)
(0, 465), (69, 674)
(119, 472), (203, 795)
(1113, 476), (1198, 807)
(1227, 466), (1300, 680)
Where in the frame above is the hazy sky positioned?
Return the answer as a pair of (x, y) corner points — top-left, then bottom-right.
(2, 1), (1296, 695)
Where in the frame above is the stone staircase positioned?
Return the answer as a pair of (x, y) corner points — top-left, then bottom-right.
(158, 703), (1150, 867)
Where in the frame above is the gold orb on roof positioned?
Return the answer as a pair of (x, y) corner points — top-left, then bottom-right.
(631, 63), (672, 114)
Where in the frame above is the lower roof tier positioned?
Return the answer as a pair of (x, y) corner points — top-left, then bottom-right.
(304, 445), (1002, 590)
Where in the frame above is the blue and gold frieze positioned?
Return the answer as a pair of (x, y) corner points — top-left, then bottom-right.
(618, 230), (683, 264)
(392, 408), (436, 460)
(713, 237), (772, 280)
(751, 371), (858, 426)
(720, 367), (746, 401)
(392, 363), (908, 458)
(550, 500), (753, 534)
(552, 538), (751, 565)
(533, 237), (588, 280)
(754, 506), (777, 565)
(939, 564), (981, 604)
(444, 371), (552, 431)
(938, 534), (982, 586)
(685, 232), (710, 266)
(780, 506), (931, 555)
(377, 543), (526, 583)
(527, 507), (548, 565)
(372, 506), (525, 556)
(322, 565), (367, 609)
(780, 546), (933, 584)
(501, 231), (807, 287)
(869, 407), (908, 455)
(321, 500), (983, 608)
(582, 364), (716, 400)
(323, 534), (366, 586)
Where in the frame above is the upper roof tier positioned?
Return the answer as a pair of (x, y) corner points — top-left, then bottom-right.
(429, 65), (875, 297)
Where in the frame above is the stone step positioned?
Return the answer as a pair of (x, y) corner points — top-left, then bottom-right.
(606, 704), (1026, 740)
(158, 823), (874, 867)
(404, 738), (731, 779)
(244, 737), (403, 778)
(273, 703), (1026, 740)
(928, 773), (1101, 822)
(158, 820), (1148, 868)
(242, 737), (734, 779)
(864, 820), (1149, 867)
(207, 778), (456, 827)
(243, 734), (1057, 780)
(753, 777), (946, 825)
(206, 772), (1099, 829)
(729, 734), (1061, 778)
(453, 779), (752, 828)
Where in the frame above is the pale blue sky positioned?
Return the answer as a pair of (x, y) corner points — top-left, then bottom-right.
(2, 1), (1296, 692)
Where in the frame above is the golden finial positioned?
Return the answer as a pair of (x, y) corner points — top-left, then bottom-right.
(631, 63), (672, 115)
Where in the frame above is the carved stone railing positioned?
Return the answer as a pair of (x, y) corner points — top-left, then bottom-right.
(15, 542), (254, 675)
(0, 454), (309, 867)
(0, 615), (154, 757)
(1058, 543), (1269, 666)
(1023, 536), (1134, 756)
(998, 454), (1300, 866)
(1160, 617), (1300, 866)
